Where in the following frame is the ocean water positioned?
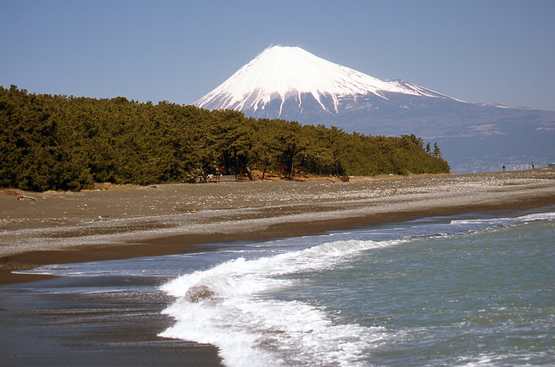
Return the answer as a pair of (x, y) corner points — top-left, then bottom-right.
(12, 207), (555, 366)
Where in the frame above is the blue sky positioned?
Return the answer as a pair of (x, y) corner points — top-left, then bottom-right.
(2, 0), (554, 111)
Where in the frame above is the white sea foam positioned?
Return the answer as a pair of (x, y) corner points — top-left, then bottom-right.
(159, 239), (398, 366)
(450, 211), (555, 226)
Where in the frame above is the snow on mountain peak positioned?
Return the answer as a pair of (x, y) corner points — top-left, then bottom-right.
(195, 45), (456, 115)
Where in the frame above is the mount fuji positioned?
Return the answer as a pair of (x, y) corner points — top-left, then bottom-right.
(195, 46), (555, 173)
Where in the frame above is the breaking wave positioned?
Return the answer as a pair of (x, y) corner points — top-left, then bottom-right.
(159, 239), (400, 366)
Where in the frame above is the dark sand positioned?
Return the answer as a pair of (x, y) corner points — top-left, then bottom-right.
(0, 279), (223, 367)
(1, 169), (554, 366)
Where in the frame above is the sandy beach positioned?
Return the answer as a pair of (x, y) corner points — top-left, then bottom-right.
(2, 169), (555, 284)
(1, 169), (555, 366)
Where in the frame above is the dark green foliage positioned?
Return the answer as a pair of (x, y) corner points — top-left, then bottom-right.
(0, 86), (450, 191)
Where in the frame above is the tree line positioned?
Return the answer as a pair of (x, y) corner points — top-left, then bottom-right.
(0, 85), (450, 192)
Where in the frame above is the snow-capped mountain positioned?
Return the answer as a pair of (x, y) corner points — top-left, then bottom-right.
(194, 46), (555, 173)
(196, 46), (459, 116)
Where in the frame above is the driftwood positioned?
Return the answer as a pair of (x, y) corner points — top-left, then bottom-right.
(1, 189), (36, 201)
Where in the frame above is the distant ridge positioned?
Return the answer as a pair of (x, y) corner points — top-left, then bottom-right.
(194, 46), (555, 173)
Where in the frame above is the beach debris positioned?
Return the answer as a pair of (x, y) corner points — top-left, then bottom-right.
(94, 182), (112, 190)
(0, 189), (37, 201)
(190, 209), (197, 213)
(17, 194), (37, 201)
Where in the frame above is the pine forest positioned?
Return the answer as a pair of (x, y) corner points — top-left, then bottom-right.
(0, 86), (450, 192)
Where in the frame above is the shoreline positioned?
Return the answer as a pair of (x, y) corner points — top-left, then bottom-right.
(2, 169), (555, 285)
(1, 169), (554, 367)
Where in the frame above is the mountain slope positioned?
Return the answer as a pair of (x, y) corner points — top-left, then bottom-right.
(194, 46), (555, 173)
(196, 46), (458, 116)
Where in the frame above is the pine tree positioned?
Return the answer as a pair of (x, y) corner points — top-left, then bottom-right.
(433, 142), (442, 159)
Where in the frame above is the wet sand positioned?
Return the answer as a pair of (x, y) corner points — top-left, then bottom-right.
(0, 278), (224, 367)
(1, 169), (555, 366)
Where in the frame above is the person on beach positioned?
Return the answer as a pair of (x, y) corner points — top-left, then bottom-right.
(503, 165), (506, 172)
(532, 161), (535, 169)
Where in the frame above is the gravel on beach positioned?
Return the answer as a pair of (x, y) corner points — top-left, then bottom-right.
(1, 169), (555, 284)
